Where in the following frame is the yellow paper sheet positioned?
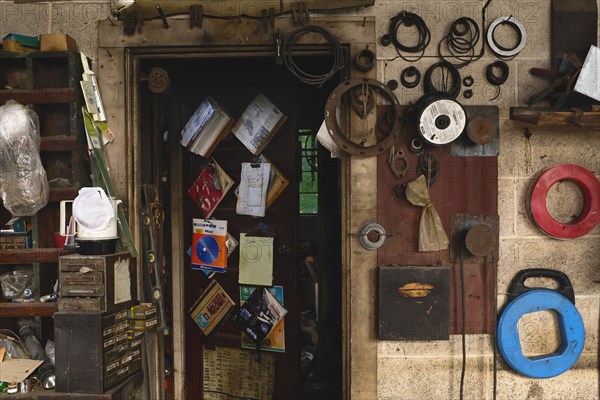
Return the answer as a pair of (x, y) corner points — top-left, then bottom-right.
(238, 233), (273, 286)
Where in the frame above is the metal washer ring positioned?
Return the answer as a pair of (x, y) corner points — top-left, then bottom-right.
(359, 223), (387, 250)
(487, 16), (527, 58)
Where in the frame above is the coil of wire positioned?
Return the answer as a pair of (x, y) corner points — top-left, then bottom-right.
(387, 11), (430, 61)
(282, 25), (343, 87)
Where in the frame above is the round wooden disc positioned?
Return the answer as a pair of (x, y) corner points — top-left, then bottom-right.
(466, 116), (495, 145)
(465, 224), (496, 257)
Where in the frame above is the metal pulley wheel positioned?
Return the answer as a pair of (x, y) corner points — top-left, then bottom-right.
(412, 92), (466, 146)
(148, 67), (170, 94)
(325, 78), (402, 156)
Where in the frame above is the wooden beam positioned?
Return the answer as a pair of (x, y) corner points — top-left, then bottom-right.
(510, 107), (600, 129)
(40, 136), (78, 152)
(0, 248), (72, 264)
(0, 302), (57, 317)
(0, 88), (75, 105)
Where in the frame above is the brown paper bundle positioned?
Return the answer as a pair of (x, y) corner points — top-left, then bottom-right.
(405, 175), (449, 252)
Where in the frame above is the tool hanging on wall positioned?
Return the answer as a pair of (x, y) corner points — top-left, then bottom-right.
(528, 164), (600, 239)
(498, 269), (585, 378)
(353, 46), (376, 73)
(388, 146), (409, 180)
(324, 78), (403, 156)
(412, 93), (466, 146)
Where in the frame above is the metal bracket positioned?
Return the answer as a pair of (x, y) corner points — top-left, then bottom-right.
(291, 2), (310, 25)
(189, 5), (203, 29)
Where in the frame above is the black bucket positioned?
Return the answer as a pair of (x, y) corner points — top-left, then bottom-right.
(76, 239), (118, 255)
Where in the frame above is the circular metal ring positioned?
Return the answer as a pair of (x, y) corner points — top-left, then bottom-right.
(400, 66), (421, 89)
(325, 78), (402, 156)
(386, 79), (399, 90)
(408, 137), (424, 154)
(380, 34), (392, 47)
(463, 75), (474, 87)
(354, 48), (376, 72)
(463, 89), (473, 99)
(486, 16), (527, 58)
(359, 223), (387, 250)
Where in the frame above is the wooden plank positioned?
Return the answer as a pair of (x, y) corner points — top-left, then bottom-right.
(113, 0), (374, 19)
(0, 248), (71, 264)
(0, 88), (75, 105)
(510, 107), (600, 129)
(0, 51), (72, 59)
(0, 302), (57, 317)
(40, 136), (78, 152)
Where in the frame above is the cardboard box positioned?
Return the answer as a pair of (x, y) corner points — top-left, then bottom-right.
(2, 34), (39, 52)
(0, 231), (32, 249)
(40, 34), (77, 52)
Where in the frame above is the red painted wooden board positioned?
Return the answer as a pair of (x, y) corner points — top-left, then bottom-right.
(377, 110), (498, 335)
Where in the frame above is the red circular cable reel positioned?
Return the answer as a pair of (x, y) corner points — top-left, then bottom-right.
(529, 164), (600, 239)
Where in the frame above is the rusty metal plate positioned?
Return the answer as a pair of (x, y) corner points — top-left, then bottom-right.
(378, 265), (450, 341)
(449, 213), (499, 264)
(377, 106), (498, 335)
(450, 106), (499, 157)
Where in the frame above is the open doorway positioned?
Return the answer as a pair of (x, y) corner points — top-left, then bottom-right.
(138, 51), (344, 399)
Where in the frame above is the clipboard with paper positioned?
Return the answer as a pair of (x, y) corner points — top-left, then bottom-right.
(236, 162), (271, 217)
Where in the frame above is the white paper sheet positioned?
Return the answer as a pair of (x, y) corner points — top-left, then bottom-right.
(236, 163), (271, 217)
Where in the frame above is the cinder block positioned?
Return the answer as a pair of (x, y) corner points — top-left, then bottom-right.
(378, 334), (493, 358)
(51, 3), (111, 64)
(0, 3), (51, 37)
(498, 177), (516, 238)
(378, 356), (490, 400)
(498, 119), (529, 179)
(498, 238), (600, 295)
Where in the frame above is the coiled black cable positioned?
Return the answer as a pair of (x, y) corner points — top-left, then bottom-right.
(438, 17), (481, 68)
(486, 61), (509, 85)
(282, 25), (343, 87)
(486, 61), (509, 101)
(423, 60), (462, 99)
(388, 11), (431, 61)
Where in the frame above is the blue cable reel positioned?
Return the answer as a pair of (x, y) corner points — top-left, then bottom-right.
(497, 269), (585, 379)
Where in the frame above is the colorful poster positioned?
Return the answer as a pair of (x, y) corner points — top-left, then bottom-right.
(191, 219), (228, 273)
(240, 285), (285, 353)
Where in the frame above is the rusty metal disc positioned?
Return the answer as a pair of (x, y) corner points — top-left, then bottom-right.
(325, 78), (402, 157)
(465, 224), (496, 257)
(466, 116), (495, 145)
(148, 67), (170, 94)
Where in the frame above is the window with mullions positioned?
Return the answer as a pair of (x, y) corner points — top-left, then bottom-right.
(299, 129), (318, 214)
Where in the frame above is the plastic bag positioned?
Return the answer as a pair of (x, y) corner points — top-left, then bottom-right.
(405, 175), (449, 252)
(0, 100), (49, 216)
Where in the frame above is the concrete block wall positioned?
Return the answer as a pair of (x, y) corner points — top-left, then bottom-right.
(1, 1), (598, 399)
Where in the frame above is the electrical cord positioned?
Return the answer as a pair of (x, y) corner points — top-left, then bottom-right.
(437, 17), (481, 68)
(388, 11), (431, 61)
(423, 61), (462, 99)
(282, 25), (343, 87)
(459, 245), (467, 400)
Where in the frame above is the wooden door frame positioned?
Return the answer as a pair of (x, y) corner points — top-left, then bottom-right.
(98, 16), (378, 399)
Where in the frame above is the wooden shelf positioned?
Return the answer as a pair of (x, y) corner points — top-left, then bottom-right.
(0, 248), (72, 264)
(510, 106), (600, 129)
(0, 88), (75, 105)
(49, 186), (78, 202)
(0, 302), (57, 317)
(0, 50), (72, 59)
(41, 136), (78, 152)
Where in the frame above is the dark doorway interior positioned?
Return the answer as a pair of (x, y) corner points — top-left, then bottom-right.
(138, 53), (343, 399)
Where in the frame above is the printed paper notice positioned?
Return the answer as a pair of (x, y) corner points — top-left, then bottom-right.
(114, 257), (132, 304)
(236, 163), (271, 217)
(238, 233), (273, 286)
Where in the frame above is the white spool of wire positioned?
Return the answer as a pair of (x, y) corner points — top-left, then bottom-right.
(359, 223), (387, 250)
(413, 93), (466, 146)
